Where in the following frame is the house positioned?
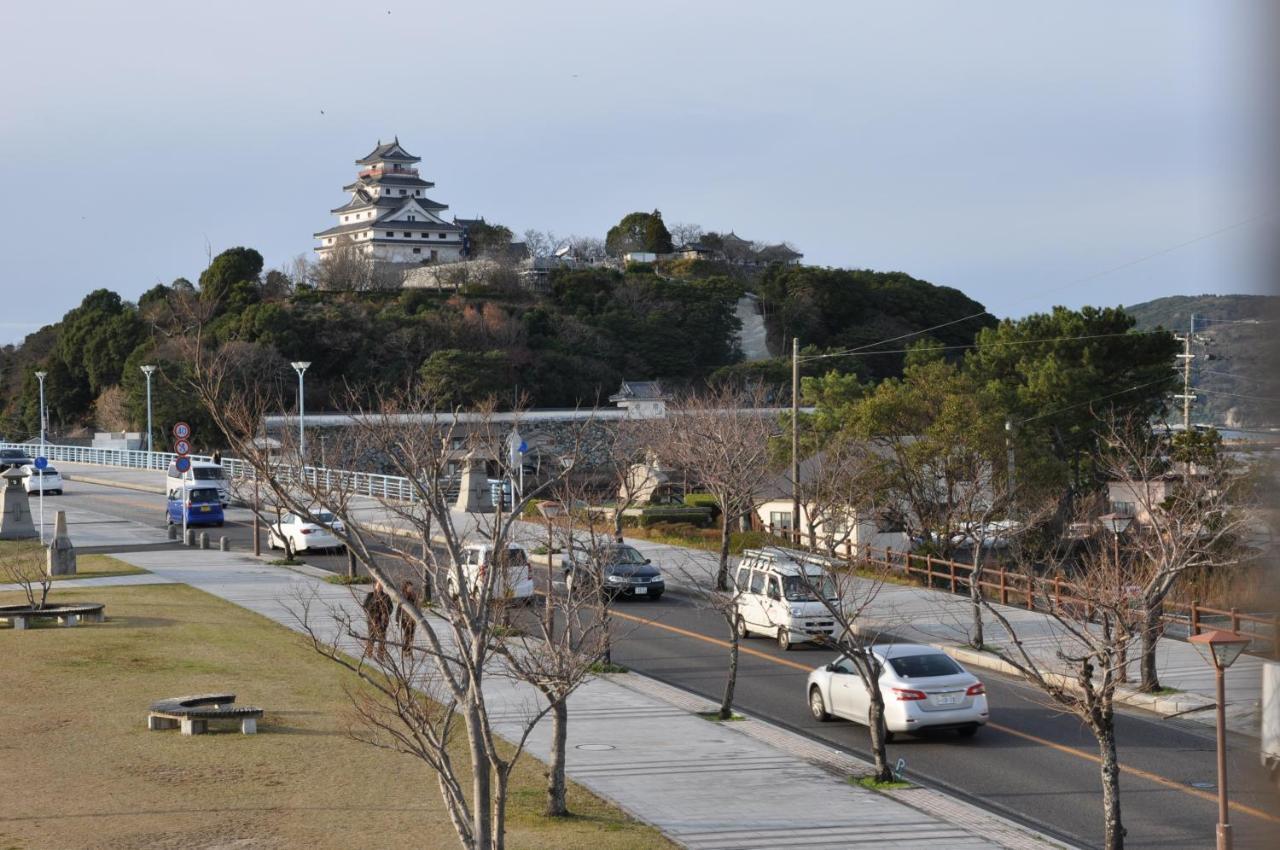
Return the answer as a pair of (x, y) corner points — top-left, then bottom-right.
(753, 452), (910, 558)
(755, 243), (804, 266)
(1107, 476), (1179, 527)
(608, 381), (668, 419)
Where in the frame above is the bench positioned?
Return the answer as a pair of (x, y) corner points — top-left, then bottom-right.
(0, 602), (105, 630)
(147, 693), (264, 735)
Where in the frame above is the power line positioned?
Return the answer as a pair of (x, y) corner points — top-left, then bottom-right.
(805, 211), (1272, 360)
(1194, 387), (1280, 404)
(1191, 316), (1277, 326)
(801, 328), (1171, 363)
(1196, 369), (1279, 386)
(1017, 378), (1173, 425)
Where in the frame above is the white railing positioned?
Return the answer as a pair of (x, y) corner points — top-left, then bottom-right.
(0, 441), (425, 504)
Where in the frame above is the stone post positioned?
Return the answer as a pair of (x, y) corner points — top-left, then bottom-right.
(199, 532), (209, 550)
(46, 509), (76, 576)
(0, 467), (37, 540)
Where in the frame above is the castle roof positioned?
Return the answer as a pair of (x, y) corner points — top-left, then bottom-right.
(343, 173), (435, 192)
(331, 192), (449, 215)
(355, 138), (421, 165)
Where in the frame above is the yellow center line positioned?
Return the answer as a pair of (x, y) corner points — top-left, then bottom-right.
(612, 607), (1280, 826)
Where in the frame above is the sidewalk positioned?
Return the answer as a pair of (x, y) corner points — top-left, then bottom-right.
(55, 460), (1268, 735)
(52, 544), (1066, 850)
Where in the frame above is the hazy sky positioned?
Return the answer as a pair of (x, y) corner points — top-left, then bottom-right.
(1, 1), (1272, 344)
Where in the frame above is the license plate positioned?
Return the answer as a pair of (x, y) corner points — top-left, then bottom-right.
(934, 695), (958, 706)
(200, 506), (210, 512)
(633, 586), (648, 595)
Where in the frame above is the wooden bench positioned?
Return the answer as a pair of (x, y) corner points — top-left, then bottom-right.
(147, 693), (264, 735)
(0, 602), (105, 630)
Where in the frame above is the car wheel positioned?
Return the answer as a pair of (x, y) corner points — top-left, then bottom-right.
(777, 628), (792, 651)
(268, 533), (278, 550)
(735, 615), (750, 640)
(215, 521), (224, 527)
(956, 724), (979, 738)
(883, 729), (896, 743)
(809, 687), (831, 722)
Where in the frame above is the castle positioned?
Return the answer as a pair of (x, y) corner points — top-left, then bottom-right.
(314, 138), (466, 264)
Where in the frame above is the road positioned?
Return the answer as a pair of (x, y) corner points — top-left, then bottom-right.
(58, 480), (1280, 849)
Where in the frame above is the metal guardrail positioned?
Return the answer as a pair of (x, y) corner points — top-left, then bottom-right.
(0, 441), (422, 504)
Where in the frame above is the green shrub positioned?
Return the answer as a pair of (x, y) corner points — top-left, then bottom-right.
(639, 506), (712, 528)
(682, 493), (722, 521)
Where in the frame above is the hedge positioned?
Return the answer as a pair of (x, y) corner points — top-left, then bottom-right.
(638, 506), (713, 528)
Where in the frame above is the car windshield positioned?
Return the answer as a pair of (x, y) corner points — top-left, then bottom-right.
(887, 653), (963, 679)
(187, 488), (220, 503)
(781, 573), (837, 602)
(609, 546), (647, 565)
(1, 450), (24, 458)
(308, 511), (337, 524)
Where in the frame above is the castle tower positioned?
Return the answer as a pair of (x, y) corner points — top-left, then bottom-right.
(314, 138), (465, 264)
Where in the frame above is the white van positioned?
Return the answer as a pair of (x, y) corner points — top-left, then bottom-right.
(447, 542), (535, 603)
(166, 460), (230, 506)
(732, 547), (839, 650)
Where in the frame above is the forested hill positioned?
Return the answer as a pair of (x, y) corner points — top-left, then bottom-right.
(0, 248), (996, 439)
(1124, 294), (1279, 428)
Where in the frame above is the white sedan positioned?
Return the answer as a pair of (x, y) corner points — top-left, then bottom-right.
(268, 510), (346, 553)
(22, 464), (63, 495)
(806, 644), (988, 740)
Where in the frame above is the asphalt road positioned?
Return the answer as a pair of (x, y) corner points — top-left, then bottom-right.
(59, 480), (1280, 849)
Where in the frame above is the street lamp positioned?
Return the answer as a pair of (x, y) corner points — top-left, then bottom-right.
(1101, 513), (1132, 564)
(1189, 628), (1251, 850)
(291, 361), (310, 460)
(140, 365), (157, 457)
(34, 370), (47, 544)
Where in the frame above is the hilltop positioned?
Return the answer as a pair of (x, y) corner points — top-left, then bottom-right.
(1124, 294), (1279, 428)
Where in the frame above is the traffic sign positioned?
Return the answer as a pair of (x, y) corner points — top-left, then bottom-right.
(172, 422), (192, 440)
(33, 456), (48, 470)
(174, 439), (191, 456)
(174, 456), (192, 474)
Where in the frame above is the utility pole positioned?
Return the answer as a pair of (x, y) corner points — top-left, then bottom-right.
(1174, 313), (1198, 432)
(1005, 418), (1016, 516)
(791, 337), (801, 545)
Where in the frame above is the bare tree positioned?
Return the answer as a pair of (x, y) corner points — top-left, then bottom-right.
(521, 229), (556, 259)
(315, 240), (402, 291)
(2, 543), (51, 611)
(187, 339), (599, 849)
(1095, 415), (1256, 692)
(668, 222), (704, 248)
(566, 235), (606, 262)
(653, 384), (783, 589)
(979, 515), (1141, 850)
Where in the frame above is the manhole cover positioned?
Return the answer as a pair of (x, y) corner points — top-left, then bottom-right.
(576, 744), (615, 751)
(1189, 781), (1216, 790)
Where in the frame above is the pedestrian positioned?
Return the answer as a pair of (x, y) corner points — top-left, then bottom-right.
(212, 450), (222, 465)
(398, 579), (418, 657)
(362, 583), (391, 661)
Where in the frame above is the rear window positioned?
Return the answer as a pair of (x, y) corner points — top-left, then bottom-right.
(192, 466), (224, 480)
(187, 488), (220, 503)
(887, 654), (963, 679)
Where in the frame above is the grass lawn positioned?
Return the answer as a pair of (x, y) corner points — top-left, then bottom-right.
(0, 583), (675, 850)
(0, 539), (148, 583)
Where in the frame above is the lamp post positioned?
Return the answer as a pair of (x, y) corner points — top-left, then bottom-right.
(140, 365), (157, 458)
(1102, 513), (1132, 565)
(34, 370), (47, 544)
(291, 361), (310, 460)
(1189, 628), (1251, 850)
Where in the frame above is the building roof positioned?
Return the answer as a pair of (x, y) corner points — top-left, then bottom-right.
(355, 138), (421, 165)
(608, 381), (666, 403)
(756, 243), (804, 262)
(453, 217), (487, 229)
(343, 173), (435, 191)
(331, 193), (449, 214)
(316, 215), (464, 239)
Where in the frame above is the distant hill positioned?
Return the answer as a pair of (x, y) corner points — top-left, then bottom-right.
(1124, 294), (1279, 429)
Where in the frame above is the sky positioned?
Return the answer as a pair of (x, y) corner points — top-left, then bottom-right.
(0, 1), (1274, 345)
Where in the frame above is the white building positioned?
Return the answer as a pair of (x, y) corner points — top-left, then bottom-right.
(314, 138), (466, 265)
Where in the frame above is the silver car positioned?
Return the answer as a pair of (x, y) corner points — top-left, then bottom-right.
(806, 644), (989, 740)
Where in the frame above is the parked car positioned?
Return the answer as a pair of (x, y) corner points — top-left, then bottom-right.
(0, 447), (34, 470)
(563, 542), (664, 601)
(447, 542), (535, 603)
(268, 510), (346, 553)
(166, 460), (230, 506)
(806, 644), (989, 740)
(21, 464), (62, 495)
(733, 547), (839, 649)
(166, 486), (225, 527)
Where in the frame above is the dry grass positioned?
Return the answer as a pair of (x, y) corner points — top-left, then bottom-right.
(0, 584), (675, 850)
(0, 540), (148, 582)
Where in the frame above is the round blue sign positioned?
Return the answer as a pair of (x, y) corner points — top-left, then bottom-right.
(174, 456), (192, 474)
(33, 456), (48, 470)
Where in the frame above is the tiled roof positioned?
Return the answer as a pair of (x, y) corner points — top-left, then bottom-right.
(608, 380), (666, 402)
(355, 138), (421, 165)
(343, 173), (435, 191)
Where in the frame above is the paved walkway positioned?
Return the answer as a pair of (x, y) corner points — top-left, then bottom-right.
(55, 461), (1270, 735)
(51, 545), (1063, 850)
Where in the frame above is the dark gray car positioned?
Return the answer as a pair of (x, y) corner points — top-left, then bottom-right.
(0, 448), (34, 470)
(564, 543), (665, 601)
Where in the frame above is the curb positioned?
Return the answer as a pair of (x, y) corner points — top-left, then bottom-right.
(62, 472), (164, 495)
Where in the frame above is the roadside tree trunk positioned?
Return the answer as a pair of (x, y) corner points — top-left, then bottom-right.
(969, 548), (985, 649)
(866, 687), (893, 783)
(546, 698), (569, 816)
(1095, 721), (1126, 850)
(720, 623), (739, 720)
(1139, 602), (1163, 693)
(717, 508), (732, 591)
